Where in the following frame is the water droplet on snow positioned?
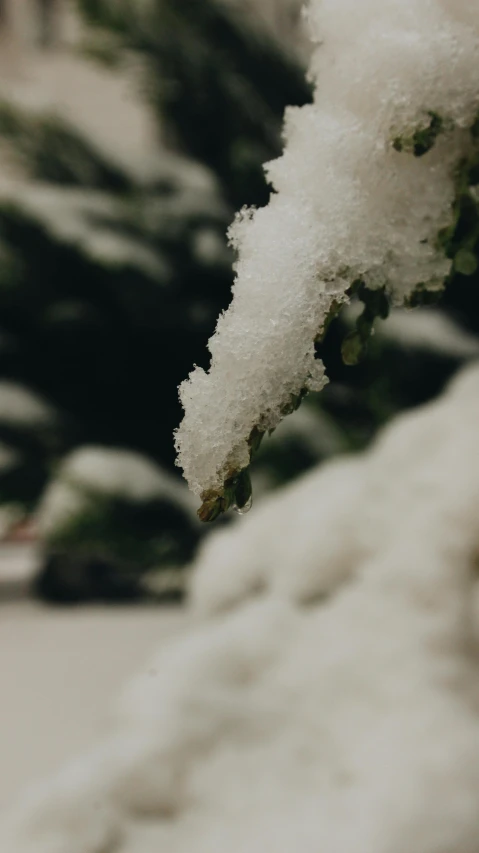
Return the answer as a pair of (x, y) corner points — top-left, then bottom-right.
(234, 494), (253, 515)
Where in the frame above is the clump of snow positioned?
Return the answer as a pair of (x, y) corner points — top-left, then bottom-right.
(0, 49), (160, 186)
(37, 446), (197, 539)
(176, 0), (479, 499)
(0, 182), (171, 280)
(375, 307), (479, 358)
(192, 228), (231, 268)
(4, 363), (479, 852)
(342, 300), (479, 360)
(265, 401), (346, 459)
(0, 381), (56, 428)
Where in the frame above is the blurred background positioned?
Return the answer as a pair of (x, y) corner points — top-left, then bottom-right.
(0, 0), (477, 606)
(1, 0), (479, 807)
(0, 0), (315, 604)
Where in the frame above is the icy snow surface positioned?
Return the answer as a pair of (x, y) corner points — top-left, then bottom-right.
(176, 0), (479, 498)
(3, 362), (479, 852)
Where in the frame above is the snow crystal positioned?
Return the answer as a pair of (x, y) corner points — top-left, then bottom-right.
(175, 0), (479, 499)
(4, 363), (479, 853)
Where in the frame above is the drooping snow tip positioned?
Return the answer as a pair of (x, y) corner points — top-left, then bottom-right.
(175, 0), (479, 516)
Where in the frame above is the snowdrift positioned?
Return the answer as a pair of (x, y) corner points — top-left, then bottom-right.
(3, 363), (479, 852)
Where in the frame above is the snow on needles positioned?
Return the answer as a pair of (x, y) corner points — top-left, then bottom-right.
(175, 0), (479, 499)
(4, 363), (479, 853)
(37, 446), (197, 539)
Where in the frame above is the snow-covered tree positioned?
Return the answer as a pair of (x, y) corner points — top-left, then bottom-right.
(0, 0), (311, 475)
(33, 446), (201, 602)
(0, 0), (311, 595)
(175, 0), (479, 520)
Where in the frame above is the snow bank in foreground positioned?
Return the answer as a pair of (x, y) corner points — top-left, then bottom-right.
(4, 363), (479, 852)
(175, 0), (479, 501)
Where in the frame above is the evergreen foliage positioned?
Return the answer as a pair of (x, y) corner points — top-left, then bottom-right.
(0, 0), (477, 576)
(0, 0), (311, 595)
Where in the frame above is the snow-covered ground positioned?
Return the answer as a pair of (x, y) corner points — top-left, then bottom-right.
(3, 363), (479, 853)
(0, 600), (188, 810)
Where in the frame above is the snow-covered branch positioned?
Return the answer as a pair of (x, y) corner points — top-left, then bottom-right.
(175, 0), (479, 518)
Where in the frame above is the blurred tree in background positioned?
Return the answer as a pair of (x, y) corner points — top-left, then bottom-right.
(0, 0), (312, 599)
(0, 0), (477, 600)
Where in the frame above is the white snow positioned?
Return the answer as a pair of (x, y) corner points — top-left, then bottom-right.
(265, 401), (346, 459)
(0, 600), (187, 808)
(0, 381), (56, 428)
(343, 303), (479, 359)
(0, 123), (225, 280)
(175, 0), (479, 499)
(0, 49), (159, 186)
(4, 362), (479, 852)
(0, 181), (172, 279)
(37, 446), (197, 538)
(192, 228), (231, 268)
(377, 308), (479, 358)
